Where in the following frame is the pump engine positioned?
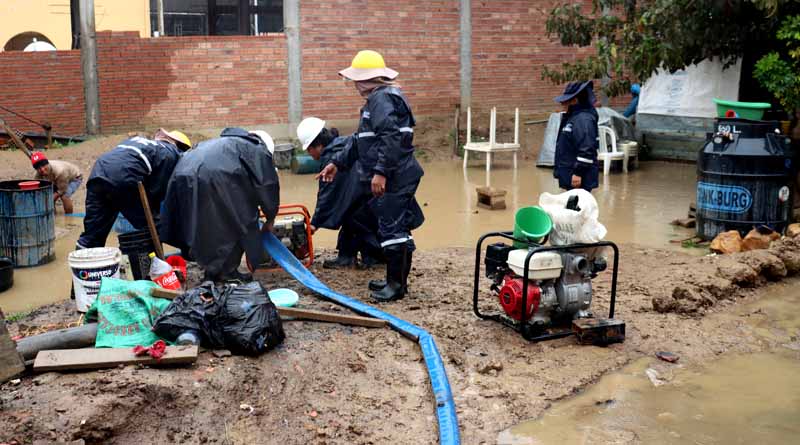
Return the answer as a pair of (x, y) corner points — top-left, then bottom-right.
(483, 242), (607, 335)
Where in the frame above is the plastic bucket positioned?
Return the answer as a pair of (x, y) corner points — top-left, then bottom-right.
(273, 143), (294, 169)
(713, 99), (771, 120)
(513, 206), (553, 247)
(268, 288), (299, 307)
(291, 154), (322, 174)
(118, 229), (155, 280)
(68, 247), (122, 312)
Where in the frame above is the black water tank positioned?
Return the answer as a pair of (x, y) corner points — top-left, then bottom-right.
(696, 118), (796, 240)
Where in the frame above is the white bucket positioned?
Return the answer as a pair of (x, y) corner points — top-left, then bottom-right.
(68, 247), (123, 312)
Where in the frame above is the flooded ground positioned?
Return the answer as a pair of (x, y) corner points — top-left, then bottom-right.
(1, 160), (696, 313)
(281, 160), (697, 250)
(498, 280), (800, 445)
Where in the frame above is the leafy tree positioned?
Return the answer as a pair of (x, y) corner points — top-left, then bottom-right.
(543, 0), (796, 98)
(754, 14), (800, 113)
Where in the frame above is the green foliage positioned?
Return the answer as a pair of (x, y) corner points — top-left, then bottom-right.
(543, 0), (794, 98)
(754, 14), (800, 112)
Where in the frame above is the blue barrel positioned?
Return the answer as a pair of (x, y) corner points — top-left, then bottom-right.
(696, 118), (796, 240)
(0, 180), (56, 267)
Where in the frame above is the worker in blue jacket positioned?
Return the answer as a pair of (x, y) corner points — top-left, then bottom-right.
(77, 129), (191, 249)
(297, 117), (383, 269)
(317, 50), (424, 302)
(553, 81), (600, 192)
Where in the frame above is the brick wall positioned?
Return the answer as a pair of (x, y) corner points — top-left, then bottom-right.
(96, 31), (288, 133)
(301, 0), (462, 120)
(471, 0), (598, 114)
(0, 51), (84, 135)
(0, 3), (626, 135)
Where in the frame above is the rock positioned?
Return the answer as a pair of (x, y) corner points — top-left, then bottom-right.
(33, 373), (60, 386)
(710, 230), (742, 254)
(771, 239), (800, 275)
(656, 351), (680, 363)
(212, 349), (231, 358)
(787, 223), (800, 238)
(477, 360), (504, 375)
(741, 228), (774, 251)
(652, 295), (678, 313)
(668, 285), (714, 313)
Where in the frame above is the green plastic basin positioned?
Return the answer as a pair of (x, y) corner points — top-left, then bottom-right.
(512, 206), (552, 247)
(713, 99), (771, 120)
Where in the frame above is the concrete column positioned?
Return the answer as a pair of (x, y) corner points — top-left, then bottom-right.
(157, 0), (165, 36)
(460, 0), (472, 109)
(79, 0), (100, 134)
(284, 0), (302, 128)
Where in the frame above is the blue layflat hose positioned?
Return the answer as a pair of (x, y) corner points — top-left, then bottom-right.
(262, 232), (460, 444)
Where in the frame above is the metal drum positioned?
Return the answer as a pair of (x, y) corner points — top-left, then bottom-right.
(696, 118), (796, 240)
(0, 180), (56, 267)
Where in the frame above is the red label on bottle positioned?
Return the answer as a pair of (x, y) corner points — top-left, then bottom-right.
(154, 271), (181, 290)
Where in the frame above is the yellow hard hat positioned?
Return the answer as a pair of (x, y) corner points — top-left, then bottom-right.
(161, 129), (192, 150)
(339, 50), (398, 81)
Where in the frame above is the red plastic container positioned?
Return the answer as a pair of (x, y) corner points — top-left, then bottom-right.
(18, 181), (40, 190)
(166, 255), (188, 280)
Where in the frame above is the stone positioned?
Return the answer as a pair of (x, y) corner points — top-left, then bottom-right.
(710, 230), (742, 254)
(741, 228), (773, 251)
(787, 223), (800, 238)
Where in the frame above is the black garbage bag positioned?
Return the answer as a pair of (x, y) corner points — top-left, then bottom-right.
(152, 281), (285, 355)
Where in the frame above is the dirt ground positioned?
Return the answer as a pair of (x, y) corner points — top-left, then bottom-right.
(2, 234), (800, 444)
(1, 125), (799, 444)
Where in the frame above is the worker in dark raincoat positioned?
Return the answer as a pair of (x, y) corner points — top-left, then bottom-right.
(159, 128), (280, 282)
(77, 129), (191, 249)
(553, 81), (600, 192)
(318, 50), (424, 302)
(297, 117), (383, 269)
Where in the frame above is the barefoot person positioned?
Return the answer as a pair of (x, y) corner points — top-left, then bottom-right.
(317, 50), (424, 302)
(297, 117), (383, 269)
(30, 151), (83, 214)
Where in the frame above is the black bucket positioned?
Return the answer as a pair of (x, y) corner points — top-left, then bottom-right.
(0, 256), (13, 292)
(118, 229), (155, 280)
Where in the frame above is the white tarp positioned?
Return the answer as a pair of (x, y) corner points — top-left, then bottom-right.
(638, 58), (742, 118)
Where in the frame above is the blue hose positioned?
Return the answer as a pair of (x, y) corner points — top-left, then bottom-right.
(262, 232), (460, 444)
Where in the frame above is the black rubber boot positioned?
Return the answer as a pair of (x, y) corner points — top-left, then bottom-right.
(371, 245), (407, 302)
(369, 250), (412, 292)
(323, 255), (356, 269)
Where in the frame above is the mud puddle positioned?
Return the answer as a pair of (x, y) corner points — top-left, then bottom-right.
(498, 281), (800, 445)
(279, 160), (697, 250)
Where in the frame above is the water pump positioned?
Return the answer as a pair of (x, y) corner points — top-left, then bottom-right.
(473, 234), (623, 344)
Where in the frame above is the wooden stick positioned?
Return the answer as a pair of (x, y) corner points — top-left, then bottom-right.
(149, 287), (386, 328)
(137, 182), (164, 259)
(277, 307), (387, 329)
(33, 345), (198, 372)
(0, 118), (32, 159)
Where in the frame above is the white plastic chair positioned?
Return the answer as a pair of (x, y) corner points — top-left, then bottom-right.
(463, 107), (520, 174)
(597, 125), (626, 175)
(620, 140), (639, 170)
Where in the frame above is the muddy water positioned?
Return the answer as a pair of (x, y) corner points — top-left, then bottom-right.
(0, 215), (119, 314)
(1, 160), (695, 314)
(280, 160), (697, 250)
(498, 281), (800, 445)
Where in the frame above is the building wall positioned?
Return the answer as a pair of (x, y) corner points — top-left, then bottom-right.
(0, 1), (625, 135)
(0, 0), (150, 51)
(300, 0), (461, 120)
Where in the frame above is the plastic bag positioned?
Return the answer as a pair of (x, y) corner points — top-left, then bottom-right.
(539, 189), (607, 246)
(85, 278), (173, 348)
(152, 281), (285, 355)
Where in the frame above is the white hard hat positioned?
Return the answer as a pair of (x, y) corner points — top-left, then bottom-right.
(249, 130), (275, 155)
(296, 117), (326, 151)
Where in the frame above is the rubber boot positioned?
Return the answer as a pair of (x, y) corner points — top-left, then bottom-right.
(369, 251), (412, 292)
(370, 245), (406, 302)
(323, 255), (356, 269)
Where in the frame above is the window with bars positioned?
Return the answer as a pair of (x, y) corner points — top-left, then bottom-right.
(149, 0), (283, 37)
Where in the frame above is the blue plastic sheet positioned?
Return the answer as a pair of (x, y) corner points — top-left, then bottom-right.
(262, 232), (460, 444)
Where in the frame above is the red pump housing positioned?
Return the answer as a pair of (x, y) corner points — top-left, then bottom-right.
(497, 274), (541, 321)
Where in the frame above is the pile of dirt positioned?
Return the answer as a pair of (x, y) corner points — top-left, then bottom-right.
(653, 234), (800, 314)
(2, 242), (794, 444)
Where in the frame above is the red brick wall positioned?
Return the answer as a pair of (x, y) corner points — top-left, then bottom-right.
(0, 50), (84, 135)
(96, 31), (288, 133)
(471, 0), (598, 114)
(300, 0), (461, 120)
